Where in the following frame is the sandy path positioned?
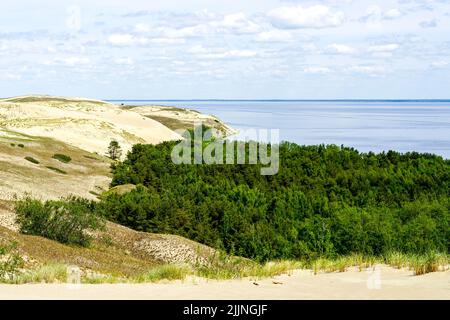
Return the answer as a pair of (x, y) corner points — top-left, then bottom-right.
(1, 266), (449, 300)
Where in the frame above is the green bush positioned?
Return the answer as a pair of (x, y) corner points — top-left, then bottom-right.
(24, 156), (39, 164)
(52, 154), (72, 163)
(15, 197), (105, 246)
(17, 144), (24, 148)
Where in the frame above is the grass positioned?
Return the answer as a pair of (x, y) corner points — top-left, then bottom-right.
(24, 156), (39, 164)
(45, 166), (67, 174)
(52, 153), (72, 163)
(8, 263), (68, 284)
(133, 264), (192, 283)
(384, 251), (449, 275)
(2, 251), (448, 284)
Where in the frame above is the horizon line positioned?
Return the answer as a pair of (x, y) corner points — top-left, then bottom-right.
(105, 99), (450, 102)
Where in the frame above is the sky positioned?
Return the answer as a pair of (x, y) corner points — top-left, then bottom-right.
(0, 0), (449, 99)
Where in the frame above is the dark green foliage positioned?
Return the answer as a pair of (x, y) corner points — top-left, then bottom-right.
(17, 144), (24, 148)
(52, 153), (72, 163)
(108, 140), (122, 160)
(15, 197), (104, 246)
(24, 156), (39, 164)
(45, 166), (67, 174)
(101, 141), (450, 261)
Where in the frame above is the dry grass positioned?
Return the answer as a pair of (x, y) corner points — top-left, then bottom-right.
(0, 130), (111, 201)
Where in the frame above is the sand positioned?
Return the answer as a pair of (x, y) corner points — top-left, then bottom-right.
(1, 266), (448, 300)
(0, 95), (182, 157)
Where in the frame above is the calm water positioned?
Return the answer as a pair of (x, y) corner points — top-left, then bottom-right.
(111, 100), (450, 159)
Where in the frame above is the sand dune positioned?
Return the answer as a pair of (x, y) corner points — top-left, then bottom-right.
(0, 95), (182, 157)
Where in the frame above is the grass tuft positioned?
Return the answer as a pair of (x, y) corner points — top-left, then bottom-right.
(134, 264), (192, 283)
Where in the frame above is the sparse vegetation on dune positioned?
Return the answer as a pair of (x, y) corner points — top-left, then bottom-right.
(45, 166), (67, 174)
(52, 153), (72, 163)
(24, 156), (39, 164)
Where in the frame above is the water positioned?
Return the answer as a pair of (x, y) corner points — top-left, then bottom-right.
(110, 100), (450, 159)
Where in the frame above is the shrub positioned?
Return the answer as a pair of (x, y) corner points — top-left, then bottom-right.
(0, 241), (24, 281)
(18, 144), (24, 148)
(52, 153), (72, 163)
(10, 143), (15, 147)
(46, 166), (67, 174)
(15, 197), (104, 246)
(24, 156), (39, 164)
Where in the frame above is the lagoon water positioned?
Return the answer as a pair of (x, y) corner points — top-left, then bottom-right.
(112, 100), (450, 159)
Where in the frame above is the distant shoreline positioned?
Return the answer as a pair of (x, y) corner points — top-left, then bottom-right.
(106, 99), (450, 103)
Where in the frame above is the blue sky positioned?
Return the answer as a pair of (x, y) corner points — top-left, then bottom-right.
(0, 0), (449, 99)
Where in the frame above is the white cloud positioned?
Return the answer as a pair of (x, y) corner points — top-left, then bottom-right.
(384, 9), (402, 19)
(210, 12), (261, 34)
(367, 44), (399, 57)
(114, 57), (134, 65)
(368, 44), (400, 52)
(349, 65), (386, 76)
(303, 66), (331, 74)
(108, 33), (141, 46)
(107, 33), (184, 46)
(0, 73), (22, 80)
(44, 56), (91, 67)
(135, 23), (151, 33)
(360, 6), (403, 22)
(268, 5), (345, 29)
(188, 45), (257, 59)
(327, 43), (358, 54)
(431, 61), (449, 68)
(255, 29), (293, 42)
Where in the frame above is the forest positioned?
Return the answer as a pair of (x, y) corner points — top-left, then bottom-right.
(95, 140), (450, 261)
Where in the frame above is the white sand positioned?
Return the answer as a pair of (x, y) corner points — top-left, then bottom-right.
(1, 266), (448, 300)
(0, 96), (181, 157)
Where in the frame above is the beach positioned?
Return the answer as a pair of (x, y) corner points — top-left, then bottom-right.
(1, 266), (448, 300)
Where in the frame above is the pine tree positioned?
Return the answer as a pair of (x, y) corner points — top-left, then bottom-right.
(108, 140), (122, 160)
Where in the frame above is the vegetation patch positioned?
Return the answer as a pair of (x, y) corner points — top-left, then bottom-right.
(45, 166), (67, 174)
(101, 142), (450, 262)
(15, 197), (105, 247)
(0, 241), (24, 282)
(52, 153), (72, 163)
(24, 156), (39, 164)
(17, 144), (25, 148)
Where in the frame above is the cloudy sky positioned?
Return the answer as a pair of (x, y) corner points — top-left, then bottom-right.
(1, 0), (449, 99)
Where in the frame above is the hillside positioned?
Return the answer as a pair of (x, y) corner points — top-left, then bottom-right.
(0, 95), (237, 282)
(0, 95), (182, 156)
(122, 104), (237, 137)
(0, 95), (236, 202)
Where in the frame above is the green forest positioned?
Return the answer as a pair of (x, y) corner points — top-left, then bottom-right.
(95, 141), (450, 262)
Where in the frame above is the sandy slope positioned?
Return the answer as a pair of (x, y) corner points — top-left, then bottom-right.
(0, 95), (181, 156)
(126, 105), (238, 137)
(1, 266), (448, 300)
